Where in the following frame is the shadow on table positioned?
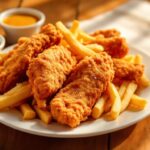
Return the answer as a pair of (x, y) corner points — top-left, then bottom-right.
(0, 123), (108, 150)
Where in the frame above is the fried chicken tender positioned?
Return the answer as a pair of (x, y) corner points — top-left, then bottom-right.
(113, 58), (144, 84)
(0, 37), (30, 65)
(91, 29), (120, 38)
(98, 37), (129, 58)
(27, 46), (77, 108)
(0, 24), (62, 93)
(50, 52), (114, 127)
(88, 29), (129, 58)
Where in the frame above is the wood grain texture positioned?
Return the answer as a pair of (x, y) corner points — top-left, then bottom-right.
(22, 0), (78, 24)
(110, 116), (150, 150)
(0, 123), (108, 150)
(0, 0), (20, 11)
(78, 0), (128, 19)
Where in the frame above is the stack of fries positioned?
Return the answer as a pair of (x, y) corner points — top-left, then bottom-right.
(0, 20), (149, 125)
(92, 54), (149, 120)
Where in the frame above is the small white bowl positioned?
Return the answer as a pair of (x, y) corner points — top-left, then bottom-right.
(0, 8), (45, 44)
(0, 35), (5, 51)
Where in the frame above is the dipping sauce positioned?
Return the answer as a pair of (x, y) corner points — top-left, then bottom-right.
(3, 14), (38, 27)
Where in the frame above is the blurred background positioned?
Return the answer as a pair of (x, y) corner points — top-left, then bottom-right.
(0, 0), (128, 23)
(0, 0), (150, 49)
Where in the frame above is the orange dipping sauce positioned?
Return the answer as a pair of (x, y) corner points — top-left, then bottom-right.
(3, 14), (38, 27)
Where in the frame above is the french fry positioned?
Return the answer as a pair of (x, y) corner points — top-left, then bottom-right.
(56, 21), (96, 58)
(139, 74), (150, 88)
(92, 95), (107, 119)
(104, 98), (112, 113)
(134, 54), (142, 64)
(0, 52), (6, 58)
(0, 82), (32, 110)
(34, 106), (52, 124)
(133, 54), (150, 88)
(121, 82), (137, 112)
(70, 20), (79, 37)
(78, 30), (95, 42)
(86, 44), (104, 53)
(20, 103), (36, 120)
(118, 81), (129, 98)
(123, 55), (135, 63)
(104, 86), (119, 113)
(128, 94), (147, 111)
(105, 83), (121, 120)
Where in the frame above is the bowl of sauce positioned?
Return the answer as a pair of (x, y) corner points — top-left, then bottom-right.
(3, 14), (38, 27)
(0, 8), (45, 44)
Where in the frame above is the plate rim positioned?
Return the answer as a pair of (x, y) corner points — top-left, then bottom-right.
(0, 45), (150, 138)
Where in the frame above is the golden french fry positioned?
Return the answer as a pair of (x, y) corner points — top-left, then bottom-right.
(56, 21), (96, 58)
(20, 103), (36, 120)
(105, 83), (121, 120)
(86, 44), (104, 53)
(0, 82), (32, 110)
(139, 74), (150, 88)
(132, 54), (150, 88)
(134, 54), (142, 64)
(119, 81), (129, 98)
(0, 52), (6, 58)
(78, 30), (95, 42)
(123, 55), (135, 63)
(92, 95), (107, 119)
(127, 94), (147, 111)
(121, 82), (137, 112)
(34, 106), (52, 124)
(70, 20), (79, 37)
(104, 98), (112, 113)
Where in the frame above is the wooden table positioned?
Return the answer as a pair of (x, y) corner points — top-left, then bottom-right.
(0, 0), (150, 150)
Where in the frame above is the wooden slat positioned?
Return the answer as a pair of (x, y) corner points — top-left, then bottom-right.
(78, 0), (128, 20)
(0, 123), (108, 150)
(110, 116), (150, 150)
(22, 0), (78, 24)
(22, 0), (52, 7)
(0, 0), (20, 11)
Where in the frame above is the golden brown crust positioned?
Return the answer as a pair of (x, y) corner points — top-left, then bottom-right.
(88, 29), (129, 58)
(113, 58), (144, 84)
(27, 46), (77, 108)
(50, 52), (114, 127)
(98, 37), (129, 58)
(91, 29), (120, 38)
(0, 24), (62, 93)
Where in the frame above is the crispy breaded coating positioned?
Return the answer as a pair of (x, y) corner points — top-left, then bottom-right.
(0, 24), (62, 93)
(27, 46), (77, 108)
(97, 37), (129, 58)
(113, 58), (144, 83)
(87, 29), (129, 58)
(91, 29), (120, 38)
(50, 52), (114, 127)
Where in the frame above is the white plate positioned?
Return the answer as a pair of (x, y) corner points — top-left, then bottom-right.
(0, 45), (150, 138)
